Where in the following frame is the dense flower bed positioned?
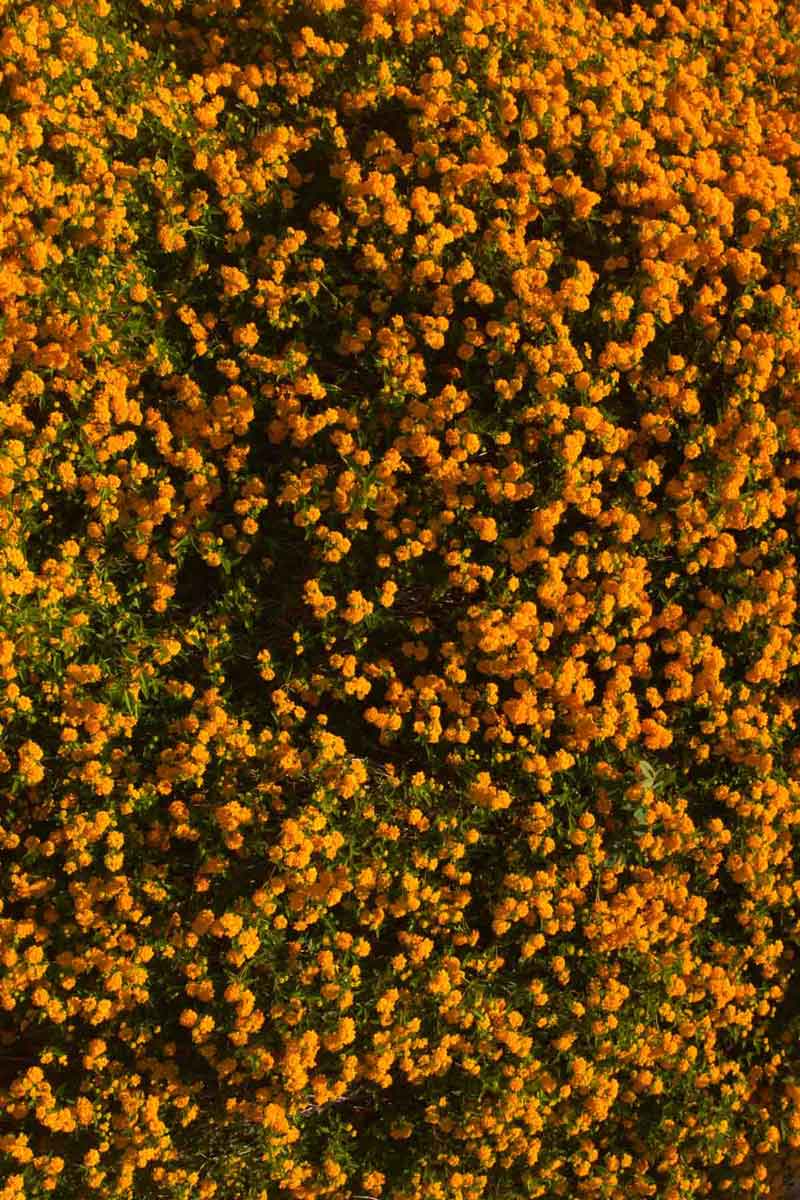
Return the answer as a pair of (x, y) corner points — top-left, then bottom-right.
(3, 0), (800, 1197)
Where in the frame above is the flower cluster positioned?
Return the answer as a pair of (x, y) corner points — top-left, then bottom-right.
(2, 0), (800, 1198)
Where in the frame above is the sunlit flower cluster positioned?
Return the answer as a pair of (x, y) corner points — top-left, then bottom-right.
(3, 0), (800, 1198)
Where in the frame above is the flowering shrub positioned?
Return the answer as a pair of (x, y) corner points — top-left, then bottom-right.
(3, 0), (800, 1197)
